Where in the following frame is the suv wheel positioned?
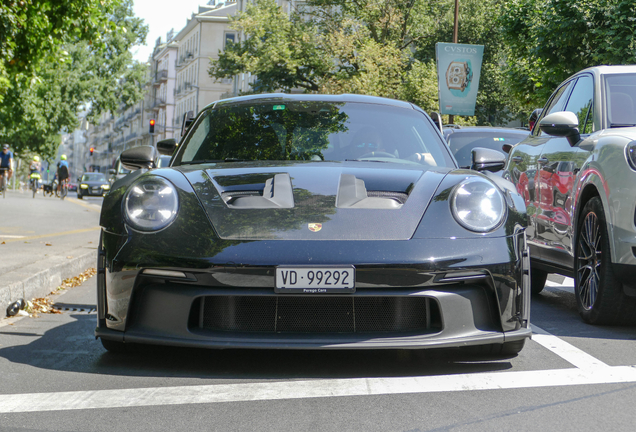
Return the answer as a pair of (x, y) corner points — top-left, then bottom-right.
(575, 197), (636, 325)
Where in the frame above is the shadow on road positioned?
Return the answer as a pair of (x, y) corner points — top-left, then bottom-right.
(0, 312), (516, 380)
(532, 286), (636, 340)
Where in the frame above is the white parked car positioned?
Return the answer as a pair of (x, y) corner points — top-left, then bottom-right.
(505, 65), (636, 325)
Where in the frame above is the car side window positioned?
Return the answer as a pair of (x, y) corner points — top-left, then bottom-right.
(564, 75), (594, 134)
(536, 80), (575, 136)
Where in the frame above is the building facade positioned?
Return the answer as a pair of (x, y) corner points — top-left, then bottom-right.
(173, 1), (236, 141)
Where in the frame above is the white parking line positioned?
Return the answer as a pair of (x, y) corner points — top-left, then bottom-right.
(531, 325), (610, 369)
(1, 365), (636, 414)
(0, 325), (634, 414)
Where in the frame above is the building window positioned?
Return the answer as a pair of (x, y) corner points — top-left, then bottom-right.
(224, 33), (236, 49)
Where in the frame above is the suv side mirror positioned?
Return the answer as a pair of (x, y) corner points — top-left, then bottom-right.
(471, 147), (506, 172)
(120, 145), (156, 170)
(157, 138), (177, 156)
(539, 111), (580, 146)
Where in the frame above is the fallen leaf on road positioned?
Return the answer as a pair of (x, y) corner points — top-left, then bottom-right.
(66, 256), (73, 259)
(45, 243), (52, 246)
(0, 241), (5, 245)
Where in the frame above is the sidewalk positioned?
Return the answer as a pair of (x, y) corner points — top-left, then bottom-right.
(1, 190), (102, 315)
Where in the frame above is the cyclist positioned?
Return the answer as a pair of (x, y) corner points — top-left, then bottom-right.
(56, 154), (70, 195)
(0, 144), (14, 190)
(29, 155), (42, 192)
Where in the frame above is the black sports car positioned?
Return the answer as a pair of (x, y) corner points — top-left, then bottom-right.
(96, 94), (531, 355)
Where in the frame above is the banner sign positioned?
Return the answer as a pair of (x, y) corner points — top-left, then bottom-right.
(435, 43), (484, 116)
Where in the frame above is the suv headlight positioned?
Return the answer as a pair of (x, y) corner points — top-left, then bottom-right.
(451, 178), (506, 232)
(124, 176), (179, 231)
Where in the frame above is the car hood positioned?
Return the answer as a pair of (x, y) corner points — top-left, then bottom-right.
(178, 161), (452, 241)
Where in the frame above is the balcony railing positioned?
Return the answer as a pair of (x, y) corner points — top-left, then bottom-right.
(154, 69), (168, 84)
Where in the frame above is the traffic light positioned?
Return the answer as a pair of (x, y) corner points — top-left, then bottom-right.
(90, 147), (94, 156)
(149, 119), (155, 134)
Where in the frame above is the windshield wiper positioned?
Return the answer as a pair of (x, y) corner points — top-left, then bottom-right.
(345, 159), (391, 163)
(180, 158), (249, 165)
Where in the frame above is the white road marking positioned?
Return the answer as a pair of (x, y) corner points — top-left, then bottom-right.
(0, 319), (628, 413)
(545, 277), (574, 293)
(531, 325), (610, 369)
(1, 366), (636, 414)
(0, 235), (25, 239)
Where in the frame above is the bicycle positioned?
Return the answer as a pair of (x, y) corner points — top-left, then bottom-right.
(30, 172), (41, 198)
(60, 177), (68, 200)
(0, 168), (7, 198)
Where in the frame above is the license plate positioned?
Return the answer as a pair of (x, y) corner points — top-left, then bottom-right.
(275, 266), (355, 293)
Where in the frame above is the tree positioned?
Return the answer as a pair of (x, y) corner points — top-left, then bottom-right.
(500, 0), (636, 109)
(210, 0), (520, 126)
(0, 0), (148, 158)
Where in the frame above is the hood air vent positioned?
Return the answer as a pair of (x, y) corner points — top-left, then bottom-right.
(336, 174), (407, 209)
(219, 173), (295, 209)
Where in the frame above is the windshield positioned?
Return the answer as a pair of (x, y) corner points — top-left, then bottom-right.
(605, 73), (636, 127)
(82, 173), (106, 182)
(174, 101), (454, 167)
(446, 130), (527, 168)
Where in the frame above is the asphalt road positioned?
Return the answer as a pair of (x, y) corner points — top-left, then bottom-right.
(1, 193), (636, 431)
(0, 190), (102, 276)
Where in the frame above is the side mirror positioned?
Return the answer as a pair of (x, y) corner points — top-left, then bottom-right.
(501, 143), (513, 154)
(528, 108), (542, 131)
(108, 169), (116, 175)
(539, 111), (580, 146)
(181, 110), (196, 136)
(471, 147), (506, 172)
(120, 145), (156, 171)
(157, 138), (178, 156)
(430, 112), (443, 133)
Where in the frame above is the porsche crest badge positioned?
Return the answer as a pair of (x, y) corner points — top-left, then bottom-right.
(308, 223), (322, 232)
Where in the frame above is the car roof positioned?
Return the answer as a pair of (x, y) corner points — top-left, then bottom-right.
(208, 93), (416, 111)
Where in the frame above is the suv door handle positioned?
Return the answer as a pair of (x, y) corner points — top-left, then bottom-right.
(512, 156), (523, 163)
(538, 157), (549, 165)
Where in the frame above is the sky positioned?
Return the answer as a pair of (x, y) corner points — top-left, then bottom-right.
(131, 0), (220, 62)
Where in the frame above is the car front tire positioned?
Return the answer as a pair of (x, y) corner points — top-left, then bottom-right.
(531, 267), (548, 295)
(77, 192), (83, 199)
(575, 197), (636, 325)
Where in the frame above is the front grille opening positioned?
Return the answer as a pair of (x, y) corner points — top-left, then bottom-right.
(190, 296), (441, 334)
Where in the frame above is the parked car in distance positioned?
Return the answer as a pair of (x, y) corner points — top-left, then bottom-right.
(155, 154), (171, 168)
(504, 65), (636, 325)
(77, 172), (110, 199)
(443, 126), (529, 169)
(96, 93), (531, 356)
(109, 157), (132, 185)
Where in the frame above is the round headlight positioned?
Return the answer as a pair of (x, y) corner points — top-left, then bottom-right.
(451, 178), (506, 232)
(124, 176), (179, 231)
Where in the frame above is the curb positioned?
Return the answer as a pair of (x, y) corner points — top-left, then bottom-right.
(1, 250), (97, 317)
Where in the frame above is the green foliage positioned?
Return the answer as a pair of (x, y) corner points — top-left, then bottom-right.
(210, 0), (521, 126)
(500, 0), (636, 109)
(0, 0), (148, 159)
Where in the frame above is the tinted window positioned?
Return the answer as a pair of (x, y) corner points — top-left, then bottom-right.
(82, 173), (106, 181)
(446, 130), (528, 168)
(537, 80), (575, 136)
(605, 73), (636, 127)
(565, 75), (594, 134)
(175, 101), (454, 168)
